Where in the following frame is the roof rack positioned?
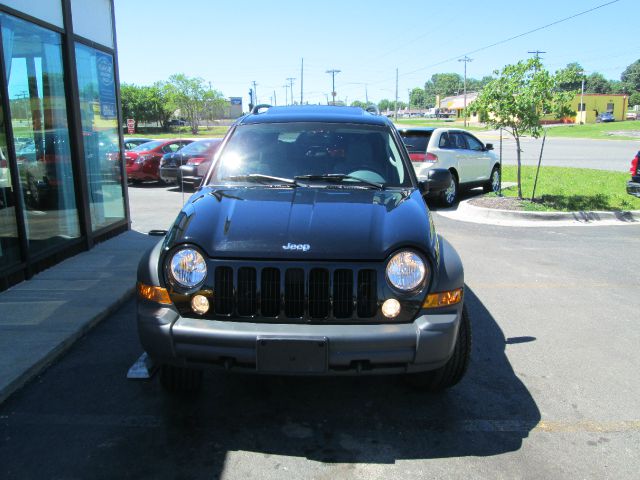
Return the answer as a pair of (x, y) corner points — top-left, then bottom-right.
(251, 104), (272, 114)
(365, 104), (380, 115)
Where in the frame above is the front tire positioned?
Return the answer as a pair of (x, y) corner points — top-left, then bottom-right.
(160, 364), (203, 393)
(405, 305), (471, 392)
(483, 166), (501, 193)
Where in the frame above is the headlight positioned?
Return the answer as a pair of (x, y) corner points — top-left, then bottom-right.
(169, 248), (207, 289)
(386, 250), (427, 291)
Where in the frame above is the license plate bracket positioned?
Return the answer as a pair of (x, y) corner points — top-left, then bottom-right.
(256, 337), (328, 373)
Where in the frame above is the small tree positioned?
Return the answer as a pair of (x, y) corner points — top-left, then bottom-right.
(470, 58), (577, 198)
(165, 74), (224, 134)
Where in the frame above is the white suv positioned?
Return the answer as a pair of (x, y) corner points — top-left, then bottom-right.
(398, 127), (501, 207)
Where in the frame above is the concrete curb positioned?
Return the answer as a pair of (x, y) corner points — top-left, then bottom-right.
(436, 199), (640, 227)
(0, 287), (136, 406)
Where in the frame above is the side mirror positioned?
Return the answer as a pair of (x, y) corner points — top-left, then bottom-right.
(418, 168), (452, 195)
(485, 143), (494, 151)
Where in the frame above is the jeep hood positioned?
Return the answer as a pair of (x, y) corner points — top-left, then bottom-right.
(164, 186), (436, 261)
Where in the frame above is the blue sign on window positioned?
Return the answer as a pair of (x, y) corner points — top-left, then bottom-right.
(96, 51), (116, 118)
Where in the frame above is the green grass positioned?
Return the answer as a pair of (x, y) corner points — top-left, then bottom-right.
(494, 165), (640, 211)
(127, 125), (229, 139)
(393, 119), (487, 131)
(543, 120), (640, 141)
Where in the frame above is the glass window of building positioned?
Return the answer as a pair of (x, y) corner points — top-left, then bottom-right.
(1, 13), (80, 256)
(75, 43), (125, 231)
(0, 88), (20, 270)
(70, 0), (113, 48)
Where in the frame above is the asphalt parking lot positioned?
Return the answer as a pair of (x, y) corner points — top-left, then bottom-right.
(1, 181), (638, 479)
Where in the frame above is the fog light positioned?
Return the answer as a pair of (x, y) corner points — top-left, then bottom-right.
(191, 294), (210, 314)
(382, 298), (401, 318)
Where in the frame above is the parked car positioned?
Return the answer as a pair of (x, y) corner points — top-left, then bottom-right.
(125, 139), (193, 183)
(137, 105), (468, 394)
(627, 151), (640, 197)
(159, 138), (222, 185)
(596, 112), (615, 123)
(124, 138), (152, 150)
(168, 119), (187, 126)
(398, 127), (500, 207)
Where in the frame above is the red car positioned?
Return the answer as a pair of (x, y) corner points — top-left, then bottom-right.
(125, 139), (193, 183)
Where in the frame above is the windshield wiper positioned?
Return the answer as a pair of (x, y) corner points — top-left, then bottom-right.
(220, 174), (297, 187)
(294, 173), (384, 190)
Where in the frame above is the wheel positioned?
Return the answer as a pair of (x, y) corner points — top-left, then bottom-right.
(405, 304), (471, 392)
(440, 172), (458, 207)
(129, 179), (142, 185)
(483, 166), (501, 193)
(160, 364), (203, 393)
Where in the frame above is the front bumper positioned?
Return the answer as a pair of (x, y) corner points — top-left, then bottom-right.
(159, 167), (179, 183)
(138, 300), (463, 375)
(627, 180), (640, 197)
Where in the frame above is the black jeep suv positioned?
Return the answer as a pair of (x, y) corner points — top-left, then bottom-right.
(137, 105), (469, 393)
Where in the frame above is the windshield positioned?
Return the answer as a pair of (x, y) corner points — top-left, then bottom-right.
(208, 122), (411, 187)
(132, 140), (162, 152)
(180, 139), (218, 155)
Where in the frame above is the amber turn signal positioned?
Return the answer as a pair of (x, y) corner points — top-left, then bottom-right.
(423, 288), (463, 309)
(137, 282), (172, 304)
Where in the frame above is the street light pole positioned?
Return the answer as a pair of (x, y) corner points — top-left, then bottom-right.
(287, 77), (296, 105)
(326, 69), (341, 105)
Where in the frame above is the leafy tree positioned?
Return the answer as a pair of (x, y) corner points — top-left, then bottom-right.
(164, 74), (224, 134)
(609, 80), (632, 94)
(629, 91), (640, 107)
(120, 83), (175, 129)
(621, 59), (640, 91)
(409, 87), (427, 108)
(378, 99), (392, 111)
(556, 62), (585, 92)
(469, 58), (577, 198)
(585, 72), (610, 94)
(350, 100), (368, 108)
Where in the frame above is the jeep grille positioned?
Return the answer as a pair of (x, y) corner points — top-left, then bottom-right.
(210, 265), (378, 321)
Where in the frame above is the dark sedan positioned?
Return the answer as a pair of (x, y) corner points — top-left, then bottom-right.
(596, 112), (615, 123)
(160, 138), (221, 185)
(174, 139), (222, 188)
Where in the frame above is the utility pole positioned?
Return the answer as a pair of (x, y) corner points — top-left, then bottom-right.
(528, 50), (546, 72)
(287, 77), (296, 105)
(458, 55), (473, 127)
(326, 69), (341, 105)
(252, 80), (258, 105)
(283, 84), (289, 106)
(273, 89), (277, 106)
(365, 85), (368, 104)
(394, 68), (398, 122)
(300, 58), (304, 104)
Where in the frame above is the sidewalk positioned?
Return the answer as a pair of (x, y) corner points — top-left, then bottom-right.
(0, 230), (158, 405)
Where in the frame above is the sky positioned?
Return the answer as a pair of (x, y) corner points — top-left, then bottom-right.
(114, 0), (640, 109)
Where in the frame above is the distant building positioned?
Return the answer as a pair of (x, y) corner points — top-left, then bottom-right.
(570, 94), (628, 124)
(438, 92), (480, 122)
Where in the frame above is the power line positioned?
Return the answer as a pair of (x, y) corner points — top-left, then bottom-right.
(367, 0), (621, 86)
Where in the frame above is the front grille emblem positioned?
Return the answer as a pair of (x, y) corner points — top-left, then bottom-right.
(282, 243), (311, 252)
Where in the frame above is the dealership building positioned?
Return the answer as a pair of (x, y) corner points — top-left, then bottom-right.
(0, 0), (128, 291)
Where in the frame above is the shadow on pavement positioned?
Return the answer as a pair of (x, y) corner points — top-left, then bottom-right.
(0, 286), (540, 478)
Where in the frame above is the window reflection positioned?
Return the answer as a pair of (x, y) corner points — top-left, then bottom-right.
(1, 13), (80, 255)
(75, 43), (125, 231)
(0, 88), (20, 269)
